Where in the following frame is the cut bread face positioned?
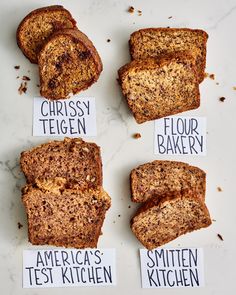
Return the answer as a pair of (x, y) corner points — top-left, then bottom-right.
(118, 55), (200, 124)
(131, 160), (206, 203)
(20, 138), (102, 190)
(22, 182), (111, 248)
(17, 5), (76, 63)
(38, 28), (103, 100)
(129, 28), (208, 83)
(131, 192), (211, 250)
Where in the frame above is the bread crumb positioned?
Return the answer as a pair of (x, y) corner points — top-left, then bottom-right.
(217, 187), (222, 192)
(217, 233), (224, 241)
(18, 82), (27, 94)
(17, 222), (23, 229)
(128, 6), (134, 13)
(219, 97), (226, 102)
(205, 72), (215, 80)
(233, 86), (236, 90)
(14, 65), (20, 69)
(107, 39), (111, 42)
(133, 133), (141, 139)
(22, 76), (31, 81)
(138, 10), (142, 16)
(168, 16), (173, 19)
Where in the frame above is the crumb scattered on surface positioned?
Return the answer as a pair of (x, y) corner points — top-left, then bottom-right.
(16, 76), (19, 79)
(107, 39), (111, 43)
(28, 70), (30, 73)
(233, 86), (236, 90)
(209, 74), (215, 80)
(133, 133), (141, 139)
(217, 187), (222, 192)
(212, 219), (216, 222)
(14, 65), (20, 70)
(168, 16), (173, 19)
(128, 205), (131, 208)
(118, 214), (121, 217)
(219, 96), (226, 102)
(17, 222), (23, 229)
(113, 221), (115, 224)
(217, 233), (224, 241)
(128, 6), (134, 13)
(36, 84), (40, 87)
(22, 75), (30, 81)
(18, 82), (27, 94)
(138, 10), (142, 16)
(216, 82), (219, 85)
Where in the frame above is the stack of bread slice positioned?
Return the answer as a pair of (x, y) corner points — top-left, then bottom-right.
(130, 160), (211, 249)
(118, 28), (208, 123)
(17, 5), (102, 99)
(20, 138), (111, 248)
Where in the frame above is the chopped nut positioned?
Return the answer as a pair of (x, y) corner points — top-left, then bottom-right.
(219, 97), (226, 102)
(22, 75), (31, 81)
(14, 65), (20, 70)
(17, 222), (23, 229)
(18, 82), (27, 94)
(82, 147), (90, 153)
(86, 175), (91, 181)
(217, 187), (222, 192)
(128, 6), (134, 13)
(217, 233), (224, 241)
(133, 133), (141, 139)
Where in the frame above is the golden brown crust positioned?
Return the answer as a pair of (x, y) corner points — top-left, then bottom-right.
(16, 5), (76, 63)
(130, 160), (206, 203)
(38, 28), (103, 100)
(129, 28), (208, 83)
(118, 54), (200, 124)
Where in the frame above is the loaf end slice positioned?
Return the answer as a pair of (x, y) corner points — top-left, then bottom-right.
(38, 28), (103, 99)
(20, 137), (102, 190)
(17, 5), (76, 63)
(131, 192), (211, 250)
(118, 55), (200, 124)
(129, 28), (208, 83)
(130, 160), (206, 202)
(22, 182), (111, 248)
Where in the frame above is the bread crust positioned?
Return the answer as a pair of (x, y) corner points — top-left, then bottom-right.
(129, 28), (208, 83)
(38, 28), (103, 99)
(16, 5), (77, 63)
(118, 54), (200, 124)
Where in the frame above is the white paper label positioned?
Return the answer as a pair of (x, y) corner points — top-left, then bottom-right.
(154, 116), (206, 155)
(23, 249), (116, 288)
(140, 248), (204, 288)
(33, 97), (96, 136)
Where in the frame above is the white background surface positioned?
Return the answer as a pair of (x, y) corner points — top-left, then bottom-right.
(0, 0), (236, 294)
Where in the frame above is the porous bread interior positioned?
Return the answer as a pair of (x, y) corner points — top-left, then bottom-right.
(122, 60), (198, 123)
(131, 161), (205, 202)
(20, 138), (102, 190)
(22, 185), (111, 248)
(39, 35), (98, 99)
(18, 10), (75, 62)
(131, 196), (211, 250)
(130, 29), (207, 82)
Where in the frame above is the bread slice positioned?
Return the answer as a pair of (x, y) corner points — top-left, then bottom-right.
(16, 5), (76, 63)
(129, 28), (208, 83)
(22, 180), (111, 248)
(118, 54), (200, 123)
(130, 160), (206, 203)
(131, 192), (211, 250)
(38, 28), (103, 100)
(20, 138), (102, 190)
